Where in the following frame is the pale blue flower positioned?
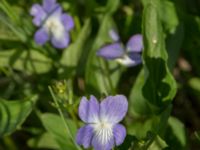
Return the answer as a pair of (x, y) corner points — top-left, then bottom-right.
(76, 95), (128, 150)
(30, 0), (74, 49)
(97, 29), (143, 67)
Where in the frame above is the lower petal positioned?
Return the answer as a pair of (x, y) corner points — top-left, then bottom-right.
(92, 134), (114, 150)
(51, 31), (70, 49)
(76, 125), (94, 148)
(116, 53), (142, 67)
(113, 124), (126, 146)
(96, 43), (124, 60)
(34, 28), (49, 45)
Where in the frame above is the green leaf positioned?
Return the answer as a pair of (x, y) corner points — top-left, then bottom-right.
(160, 0), (179, 34)
(27, 132), (59, 149)
(0, 95), (37, 137)
(194, 131), (200, 141)
(105, 0), (120, 14)
(129, 0), (177, 116)
(85, 0), (121, 95)
(60, 19), (91, 68)
(188, 77), (200, 92)
(166, 117), (186, 148)
(0, 21), (19, 40)
(0, 13), (26, 42)
(148, 135), (168, 150)
(128, 105), (172, 139)
(85, 15), (122, 95)
(129, 70), (160, 116)
(0, 49), (52, 74)
(166, 24), (184, 70)
(40, 113), (77, 150)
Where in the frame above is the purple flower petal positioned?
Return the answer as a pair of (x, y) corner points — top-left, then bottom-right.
(51, 31), (70, 49)
(30, 4), (46, 26)
(113, 124), (126, 146)
(34, 27), (49, 45)
(116, 53), (142, 67)
(96, 43), (124, 60)
(100, 95), (128, 124)
(109, 29), (120, 42)
(78, 96), (100, 123)
(43, 0), (59, 13)
(129, 52), (142, 64)
(126, 34), (143, 53)
(92, 134), (115, 150)
(48, 4), (62, 17)
(61, 13), (74, 31)
(76, 125), (93, 148)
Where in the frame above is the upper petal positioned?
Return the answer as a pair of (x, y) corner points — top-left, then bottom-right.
(51, 31), (70, 49)
(92, 133), (115, 150)
(30, 4), (46, 26)
(34, 27), (49, 45)
(43, 0), (59, 13)
(100, 95), (128, 124)
(116, 53), (142, 67)
(96, 43), (124, 60)
(126, 34), (143, 53)
(109, 29), (120, 42)
(78, 96), (100, 123)
(76, 125), (94, 148)
(47, 4), (62, 17)
(61, 13), (74, 31)
(113, 124), (126, 146)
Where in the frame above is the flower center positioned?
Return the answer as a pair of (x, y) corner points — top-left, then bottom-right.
(93, 120), (113, 145)
(44, 16), (65, 40)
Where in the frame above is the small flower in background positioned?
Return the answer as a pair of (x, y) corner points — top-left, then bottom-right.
(30, 0), (74, 49)
(97, 29), (143, 67)
(76, 95), (128, 150)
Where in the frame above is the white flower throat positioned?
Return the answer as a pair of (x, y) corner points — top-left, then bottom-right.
(44, 16), (65, 40)
(93, 118), (113, 145)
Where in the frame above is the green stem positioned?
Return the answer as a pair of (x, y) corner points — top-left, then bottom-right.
(104, 61), (115, 94)
(48, 86), (82, 150)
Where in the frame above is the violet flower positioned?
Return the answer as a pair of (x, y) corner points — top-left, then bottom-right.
(76, 95), (128, 150)
(30, 0), (74, 49)
(97, 29), (143, 67)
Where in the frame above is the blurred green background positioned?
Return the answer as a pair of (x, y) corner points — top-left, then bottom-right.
(0, 0), (200, 149)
